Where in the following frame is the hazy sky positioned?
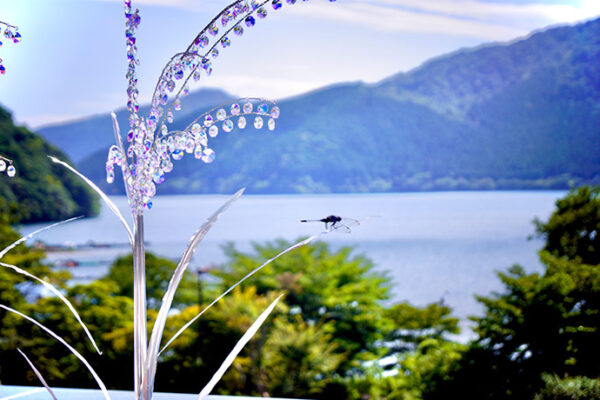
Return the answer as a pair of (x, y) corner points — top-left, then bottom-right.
(0, 0), (599, 128)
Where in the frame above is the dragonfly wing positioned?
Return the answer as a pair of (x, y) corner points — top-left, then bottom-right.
(340, 218), (360, 227)
(332, 224), (351, 233)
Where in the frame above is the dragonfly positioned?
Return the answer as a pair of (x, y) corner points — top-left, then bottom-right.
(300, 215), (360, 233)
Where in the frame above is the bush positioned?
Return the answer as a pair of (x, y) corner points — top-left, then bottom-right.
(534, 375), (600, 400)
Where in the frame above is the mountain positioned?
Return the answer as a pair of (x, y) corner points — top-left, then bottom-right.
(0, 107), (99, 223)
(37, 88), (234, 163)
(42, 18), (600, 195)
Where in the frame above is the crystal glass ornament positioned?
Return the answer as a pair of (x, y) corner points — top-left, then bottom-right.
(0, 155), (15, 177)
(0, 21), (21, 75)
(86, 1), (341, 399)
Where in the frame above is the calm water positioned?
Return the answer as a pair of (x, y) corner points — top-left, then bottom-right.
(20, 191), (563, 322)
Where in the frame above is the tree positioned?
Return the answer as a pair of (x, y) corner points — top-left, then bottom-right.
(214, 239), (392, 372)
(434, 186), (600, 400)
(535, 186), (600, 264)
(104, 252), (198, 309)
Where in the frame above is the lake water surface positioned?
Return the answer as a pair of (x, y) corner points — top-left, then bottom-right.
(21, 191), (563, 322)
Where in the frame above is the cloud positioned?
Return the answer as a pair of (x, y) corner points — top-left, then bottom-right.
(92, 0), (600, 40)
(92, 0), (219, 12)
(291, 0), (600, 40)
(192, 75), (329, 100)
(373, 0), (599, 22)
(292, 2), (524, 40)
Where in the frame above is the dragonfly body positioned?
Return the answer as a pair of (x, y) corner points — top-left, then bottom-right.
(300, 215), (359, 233)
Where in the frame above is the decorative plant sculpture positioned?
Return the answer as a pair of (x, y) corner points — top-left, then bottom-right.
(0, 154), (16, 177)
(0, 1), (342, 400)
(0, 20), (22, 75)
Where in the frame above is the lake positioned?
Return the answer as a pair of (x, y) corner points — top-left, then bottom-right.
(20, 191), (563, 326)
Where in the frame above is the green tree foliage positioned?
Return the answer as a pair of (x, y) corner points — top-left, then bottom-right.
(535, 186), (600, 264)
(384, 301), (460, 356)
(104, 253), (198, 309)
(0, 106), (99, 222)
(214, 240), (392, 372)
(433, 186), (600, 400)
(534, 374), (600, 400)
(0, 216), (461, 398)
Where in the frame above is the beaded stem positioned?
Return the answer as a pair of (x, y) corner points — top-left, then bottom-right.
(0, 20), (22, 75)
(0, 154), (16, 177)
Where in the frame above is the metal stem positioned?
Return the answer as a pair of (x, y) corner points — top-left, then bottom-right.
(133, 214), (148, 400)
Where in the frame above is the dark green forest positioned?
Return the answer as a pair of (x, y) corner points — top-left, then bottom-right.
(1, 187), (600, 399)
(0, 106), (99, 222)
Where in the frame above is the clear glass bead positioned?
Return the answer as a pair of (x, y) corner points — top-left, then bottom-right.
(223, 120), (234, 132)
(201, 148), (215, 163)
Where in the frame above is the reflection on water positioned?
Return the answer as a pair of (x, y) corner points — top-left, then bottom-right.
(21, 191), (562, 322)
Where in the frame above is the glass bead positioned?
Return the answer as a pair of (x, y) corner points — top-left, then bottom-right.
(172, 149), (184, 160)
(194, 146), (203, 159)
(167, 80), (175, 92)
(272, 0), (282, 10)
(254, 116), (264, 129)
(216, 108), (227, 120)
(257, 7), (267, 18)
(221, 10), (233, 26)
(268, 118), (276, 130)
(209, 23), (219, 36)
(271, 106), (280, 118)
(258, 103), (269, 114)
(231, 103), (241, 115)
(185, 138), (195, 153)
(209, 125), (219, 137)
(204, 115), (214, 126)
(234, 25), (244, 36)
(201, 148), (216, 163)
(106, 169), (115, 183)
(245, 16), (256, 27)
(153, 171), (165, 184)
(211, 48), (219, 58)
(0, 160), (6, 171)
(191, 123), (202, 135)
(238, 116), (247, 129)
(197, 35), (209, 47)
(243, 102), (253, 113)
(5, 164), (16, 177)
(223, 120), (234, 132)
(161, 159), (173, 172)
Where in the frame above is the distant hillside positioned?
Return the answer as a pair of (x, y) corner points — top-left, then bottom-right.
(37, 88), (234, 163)
(0, 107), (99, 223)
(43, 18), (600, 195)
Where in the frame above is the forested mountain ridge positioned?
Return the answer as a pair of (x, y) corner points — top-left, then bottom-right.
(0, 106), (99, 222)
(38, 17), (600, 195)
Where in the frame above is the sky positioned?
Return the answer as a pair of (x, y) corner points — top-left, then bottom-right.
(0, 0), (599, 129)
